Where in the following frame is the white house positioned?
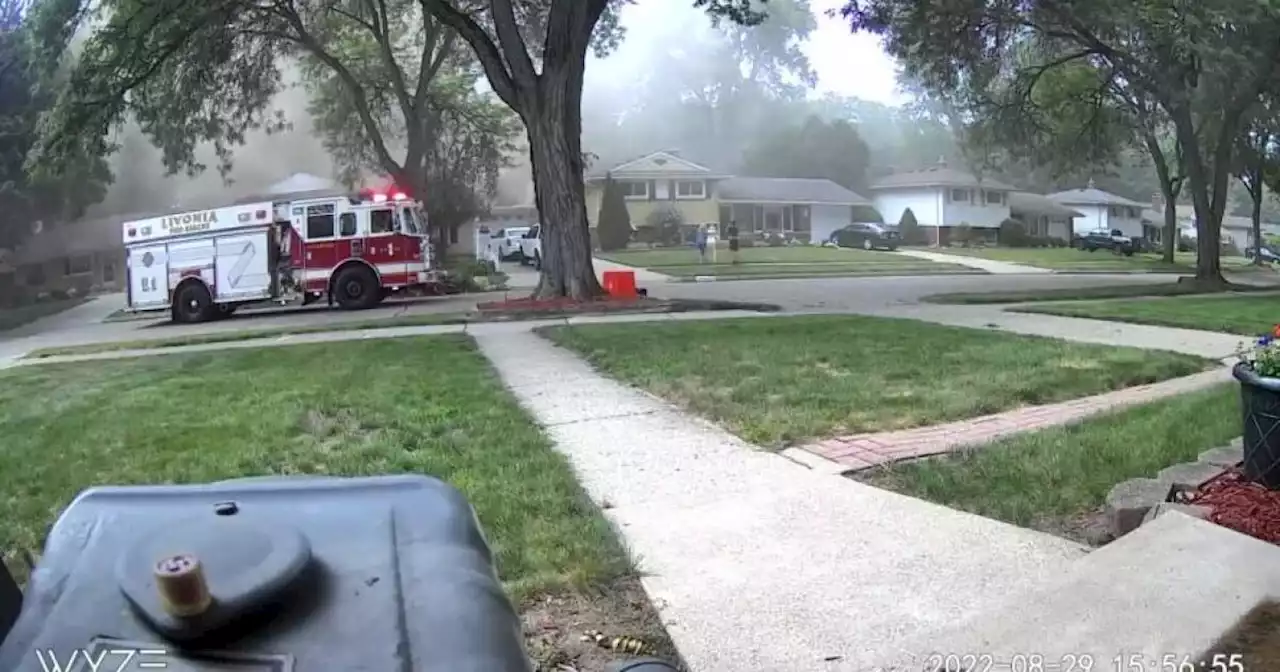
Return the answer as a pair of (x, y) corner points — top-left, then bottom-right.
(868, 162), (1015, 244)
(1007, 192), (1082, 242)
(1046, 180), (1147, 239)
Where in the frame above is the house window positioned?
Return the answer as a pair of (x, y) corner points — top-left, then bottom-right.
(65, 254), (91, 276)
(1128, 207), (1140, 219)
(675, 180), (705, 199)
(306, 204), (336, 239)
(950, 188), (970, 203)
(621, 181), (649, 200)
(984, 190), (1004, 205)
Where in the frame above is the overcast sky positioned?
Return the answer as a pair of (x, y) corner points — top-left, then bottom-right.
(585, 0), (904, 106)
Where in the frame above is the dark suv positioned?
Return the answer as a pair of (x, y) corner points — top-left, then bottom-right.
(1075, 229), (1135, 256)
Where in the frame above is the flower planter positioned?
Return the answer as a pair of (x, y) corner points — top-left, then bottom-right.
(1233, 362), (1280, 489)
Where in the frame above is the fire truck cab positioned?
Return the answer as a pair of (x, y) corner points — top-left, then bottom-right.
(122, 187), (435, 323)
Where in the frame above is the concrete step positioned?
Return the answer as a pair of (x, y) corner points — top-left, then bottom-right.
(879, 512), (1280, 670)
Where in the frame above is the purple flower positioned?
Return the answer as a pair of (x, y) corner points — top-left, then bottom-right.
(1260, 335), (1275, 347)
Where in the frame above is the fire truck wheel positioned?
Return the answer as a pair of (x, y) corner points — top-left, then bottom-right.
(332, 265), (380, 310)
(171, 282), (213, 323)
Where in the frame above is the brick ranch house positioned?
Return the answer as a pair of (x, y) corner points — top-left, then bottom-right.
(2, 213), (144, 301)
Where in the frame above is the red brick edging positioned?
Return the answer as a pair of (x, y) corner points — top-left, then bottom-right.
(803, 367), (1232, 471)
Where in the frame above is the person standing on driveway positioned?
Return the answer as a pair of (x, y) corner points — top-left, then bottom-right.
(726, 220), (740, 264)
(694, 225), (709, 263)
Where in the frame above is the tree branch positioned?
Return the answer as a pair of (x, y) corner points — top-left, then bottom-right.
(421, 0), (521, 108)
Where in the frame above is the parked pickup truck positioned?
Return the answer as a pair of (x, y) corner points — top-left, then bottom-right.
(1075, 228), (1135, 256)
(519, 224), (542, 270)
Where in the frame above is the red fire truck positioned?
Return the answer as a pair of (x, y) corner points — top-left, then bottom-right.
(122, 187), (436, 323)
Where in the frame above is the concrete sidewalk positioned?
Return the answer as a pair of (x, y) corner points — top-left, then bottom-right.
(475, 328), (1086, 671)
(593, 257), (674, 284)
(872, 303), (1244, 358)
(894, 248), (1053, 274)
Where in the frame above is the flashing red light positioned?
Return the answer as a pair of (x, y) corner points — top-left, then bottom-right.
(392, 192), (408, 201)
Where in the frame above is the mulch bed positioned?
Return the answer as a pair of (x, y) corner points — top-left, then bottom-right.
(1181, 469), (1280, 544)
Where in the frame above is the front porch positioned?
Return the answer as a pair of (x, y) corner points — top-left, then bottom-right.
(718, 203), (814, 243)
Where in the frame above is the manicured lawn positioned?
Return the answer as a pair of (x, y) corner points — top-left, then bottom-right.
(25, 312), (473, 358)
(862, 384), (1239, 529)
(0, 337), (625, 599)
(923, 283), (1279, 304)
(599, 245), (886, 266)
(0, 298), (89, 332)
(598, 245), (977, 278)
(928, 247), (1257, 273)
(654, 261), (978, 279)
(1016, 294), (1280, 336)
(541, 315), (1213, 447)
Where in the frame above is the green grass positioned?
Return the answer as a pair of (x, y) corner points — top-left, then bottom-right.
(0, 337), (624, 599)
(598, 245), (889, 267)
(923, 284), (1280, 304)
(540, 315), (1213, 448)
(24, 312), (472, 359)
(599, 246), (977, 278)
(927, 247), (1257, 273)
(658, 261), (979, 279)
(862, 384), (1239, 528)
(0, 298), (90, 332)
(1016, 294), (1280, 336)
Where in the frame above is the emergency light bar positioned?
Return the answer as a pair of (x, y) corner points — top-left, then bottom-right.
(359, 188), (410, 203)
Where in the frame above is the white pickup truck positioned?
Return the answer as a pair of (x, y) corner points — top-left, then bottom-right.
(519, 225), (541, 269)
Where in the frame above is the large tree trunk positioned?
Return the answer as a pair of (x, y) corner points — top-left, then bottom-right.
(1252, 169), (1264, 266)
(1143, 133), (1179, 263)
(1171, 109), (1226, 285)
(525, 65), (604, 300)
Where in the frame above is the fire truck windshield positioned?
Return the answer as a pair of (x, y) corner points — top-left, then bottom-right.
(400, 205), (424, 236)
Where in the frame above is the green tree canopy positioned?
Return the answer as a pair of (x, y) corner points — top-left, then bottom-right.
(0, 0), (107, 249)
(740, 115), (870, 193)
(841, 0), (1280, 282)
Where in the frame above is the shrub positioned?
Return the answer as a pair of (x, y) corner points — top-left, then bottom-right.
(596, 174), (632, 251)
(952, 224), (975, 247)
(644, 206), (685, 246)
(998, 219), (1030, 247)
(898, 208), (922, 245)
(1178, 235), (1195, 252)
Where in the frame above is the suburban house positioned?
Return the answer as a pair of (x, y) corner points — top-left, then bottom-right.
(1046, 180), (1147, 239)
(467, 204), (539, 257)
(1007, 192), (1082, 242)
(8, 213), (137, 299)
(867, 162), (1016, 244)
(1143, 200), (1280, 251)
(583, 150), (873, 243)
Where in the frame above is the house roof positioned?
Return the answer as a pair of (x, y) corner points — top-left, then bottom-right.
(1046, 185), (1147, 208)
(586, 150), (729, 180)
(1008, 192), (1083, 218)
(717, 177), (871, 205)
(869, 166), (1016, 191)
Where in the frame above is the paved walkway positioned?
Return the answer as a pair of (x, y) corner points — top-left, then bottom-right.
(894, 248), (1053, 274)
(592, 256), (674, 284)
(473, 328), (1086, 671)
(804, 366), (1232, 470)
